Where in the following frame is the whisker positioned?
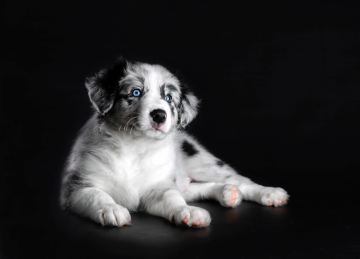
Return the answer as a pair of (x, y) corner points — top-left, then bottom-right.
(125, 116), (140, 131)
(119, 116), (130, 132)
(118, 113), (141, 132)
(130, 122), (140, 136)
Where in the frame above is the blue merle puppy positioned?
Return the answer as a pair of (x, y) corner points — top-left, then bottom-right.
(60, 57), (289, 228)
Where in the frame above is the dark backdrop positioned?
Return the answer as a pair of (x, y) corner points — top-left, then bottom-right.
(1, 1), (360, 258)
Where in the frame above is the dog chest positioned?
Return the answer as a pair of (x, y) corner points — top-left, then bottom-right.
(117, 142), (176, 184)
(93, 138), (176, 206)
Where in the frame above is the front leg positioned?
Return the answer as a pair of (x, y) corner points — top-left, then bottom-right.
(67, 187), (132, 227)
(141, 188), (211, 228)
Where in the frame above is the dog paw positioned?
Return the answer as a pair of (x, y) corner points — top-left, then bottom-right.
(171, 206), (211, 228)
(219, 184), (242, 208)
(260, 187), (289, 207)
(95, 203), (131, 227)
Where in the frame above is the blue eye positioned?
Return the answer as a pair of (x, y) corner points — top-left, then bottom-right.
(165, 95), (172, 103)
(132, 89), (141, 97)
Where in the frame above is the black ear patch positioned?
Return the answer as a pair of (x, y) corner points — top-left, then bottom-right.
(85, 57), (127, 115)
(178, 82), (200, 127)
(182, 140), (199, 156)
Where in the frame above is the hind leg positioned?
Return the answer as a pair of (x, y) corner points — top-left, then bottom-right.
(188, 163), (289, 207)
(183, 182), (242, 208)
(180, 135), (289, 207)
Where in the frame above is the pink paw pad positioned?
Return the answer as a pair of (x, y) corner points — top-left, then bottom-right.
(182, 216), (189, 224)
(192, 220), (201, 226)
(231, 192), (237, 199)
(260, 187), (289, 207)
(220, 185), (242, 208)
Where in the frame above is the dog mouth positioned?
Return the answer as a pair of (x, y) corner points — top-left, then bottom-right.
(149, 128), (162, 132)
(149, 122), (165, 132)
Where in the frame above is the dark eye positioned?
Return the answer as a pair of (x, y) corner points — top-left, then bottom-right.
(165, 94), (172, 103)
(132, 89), (141, 97)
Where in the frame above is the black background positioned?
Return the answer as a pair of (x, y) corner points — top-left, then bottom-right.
(1, 1), (360, 258)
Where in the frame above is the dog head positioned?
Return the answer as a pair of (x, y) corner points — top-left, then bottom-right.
(85, 57), (199, 139)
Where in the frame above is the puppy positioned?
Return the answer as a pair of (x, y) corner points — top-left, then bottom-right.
(60, 57), (289, 228)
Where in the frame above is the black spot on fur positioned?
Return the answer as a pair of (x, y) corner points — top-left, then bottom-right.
(160, 84), (166, 98)
(160, 84), (177, 98)
(225, 175), (231, 179)
(177, 104), (184, 126)
(167, 84), (177, 92)
(115, 93), (136, 107)
(182, 140), (198, 156)
(116, 93), (128, 99)
(216, 160), (225, 167)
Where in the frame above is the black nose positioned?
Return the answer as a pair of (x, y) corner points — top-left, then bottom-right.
(150, 109), (167, 124)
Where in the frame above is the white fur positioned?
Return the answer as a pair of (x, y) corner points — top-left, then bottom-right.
(60, 61), (289, 228)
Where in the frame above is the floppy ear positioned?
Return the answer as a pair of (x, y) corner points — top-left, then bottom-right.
(178, 83), (200, 128)
(85, 57), (127, 116)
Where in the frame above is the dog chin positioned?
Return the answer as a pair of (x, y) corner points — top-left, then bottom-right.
(144, 129), (168, 140)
